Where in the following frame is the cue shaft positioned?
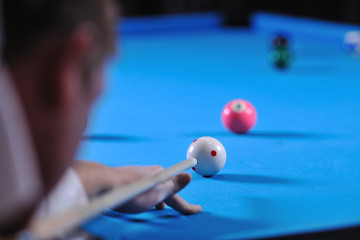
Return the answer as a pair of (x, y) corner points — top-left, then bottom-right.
(29, 158), (197, 240)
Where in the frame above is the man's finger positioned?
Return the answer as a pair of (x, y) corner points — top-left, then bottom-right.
(170, 172), (192, 192)
(165, 194), (202, 215)
(163, 173), (202, 215)
(155, 202), (166, 210)
(113, 171), (202, 214)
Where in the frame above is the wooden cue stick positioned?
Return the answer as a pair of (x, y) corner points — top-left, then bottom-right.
(28, 158), (197, 240)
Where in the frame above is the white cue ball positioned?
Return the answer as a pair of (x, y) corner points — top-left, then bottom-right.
(186, 136), (226, 177)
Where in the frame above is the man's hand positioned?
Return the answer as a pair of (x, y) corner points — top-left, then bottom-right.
(72, 161), (201, 215)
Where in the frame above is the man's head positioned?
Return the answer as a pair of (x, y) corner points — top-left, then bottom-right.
(1, 0), (117, 232)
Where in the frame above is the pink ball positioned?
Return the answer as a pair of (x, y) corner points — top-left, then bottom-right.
(221, 99), (257, 134)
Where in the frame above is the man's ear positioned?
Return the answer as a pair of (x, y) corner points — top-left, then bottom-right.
(52, 26), (96, 111)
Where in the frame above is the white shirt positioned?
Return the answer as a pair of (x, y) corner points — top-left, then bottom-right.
(34, 168), (88, 219)
(17, 169), (88, 240)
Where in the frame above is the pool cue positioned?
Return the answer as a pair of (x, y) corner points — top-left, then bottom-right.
(28, 158), (197, 240)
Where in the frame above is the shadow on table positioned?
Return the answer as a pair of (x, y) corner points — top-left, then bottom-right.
(82, 134), (146, 142)
(100, 209), (272, 239)
(290, 64), (339, 76)
(210, 173), (297, 185)
(183, 130), (336, 140)
(187, 211), (272, 239)
(244, 131), (333, 139)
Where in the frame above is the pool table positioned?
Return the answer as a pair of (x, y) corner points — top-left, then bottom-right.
(78, 12), (360, 239)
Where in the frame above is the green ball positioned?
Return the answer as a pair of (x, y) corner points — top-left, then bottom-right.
(268, 46), (292, 69)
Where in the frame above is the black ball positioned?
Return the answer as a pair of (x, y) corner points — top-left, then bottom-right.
(271, 34), (289, 48)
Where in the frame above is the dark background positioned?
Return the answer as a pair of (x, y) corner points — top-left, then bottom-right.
(119, 0), (360, 26)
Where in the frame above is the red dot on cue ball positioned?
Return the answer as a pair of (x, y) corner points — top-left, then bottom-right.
(211, 150), (217, 156)
(193, 139), (198, 143)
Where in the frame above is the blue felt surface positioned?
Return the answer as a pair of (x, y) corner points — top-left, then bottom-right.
(78, 13), (360, 239)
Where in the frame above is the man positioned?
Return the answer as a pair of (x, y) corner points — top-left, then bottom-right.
(0, 0), (201, 237)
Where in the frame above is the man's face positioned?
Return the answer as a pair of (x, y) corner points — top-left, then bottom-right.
(47, 52), (105, 192)
(10, 29), (106, 193)
(61, 61), (105, 174)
